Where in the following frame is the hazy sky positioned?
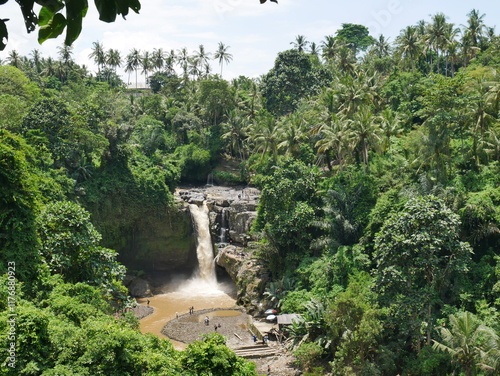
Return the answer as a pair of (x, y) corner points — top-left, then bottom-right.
(2, 0), (499, 81)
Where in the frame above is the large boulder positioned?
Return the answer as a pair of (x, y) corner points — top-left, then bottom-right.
(127, 277), (152, 298)
(215, 243), (270, 313)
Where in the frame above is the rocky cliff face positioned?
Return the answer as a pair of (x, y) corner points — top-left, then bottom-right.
(215, 244), (270, 314)
(118, 202), (197, 272)
(177, 186), (260, 246)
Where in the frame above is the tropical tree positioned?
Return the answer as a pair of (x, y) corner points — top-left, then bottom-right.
(221, 110), (249, 160)
(291, 35), (310, 52)
(89, 41), (106, 75)
(314, 113), (352, 171)
(6, 50), (21, 67)
(151, 48), (165, 72)
(176, 47), (190, 76)
(461, 9), (487, 63)
(126, 48), (141, 88)
(395, 25), (422, 72)
(141, 50), (152, 85)
(194, 44), (211, 77)
(277, 112), (308, 158)
(374, 195), (472, 352)
(247, 113), (279, 161)
(214, 42), (233, 76)
(30, 49), (42, 73)
(106, 48), (121, 75)
(427, 13), (450, 74)
(321, 35), (338, 62)
(433, 311), (496, 376)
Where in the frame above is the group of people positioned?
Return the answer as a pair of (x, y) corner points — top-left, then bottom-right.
(189, 306), (194, 315)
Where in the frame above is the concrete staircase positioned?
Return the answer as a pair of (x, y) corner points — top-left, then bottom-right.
(233, 344), (276, 359)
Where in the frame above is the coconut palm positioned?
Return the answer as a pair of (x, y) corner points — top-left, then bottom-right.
(350, 105), (382, 165)
(141, 51), (152, 85)
(309, 42), (319, 56)
(291, 35), (309, 52)
(7, 50), (21, 67)
(395, 25), (422, 72)
(379, 108), (404, 152)
(370, 34), (391, 58)
(43, 56), (56, 77)
(106, 49), (121, 74)
(194, 44), (211, 76)
(126, 48), (141, 88)
(89, 41), (106, 74)
(221, 110), (250, 160)
(151, 48), (165, 72)
(30, 49), (42, 73)
(433, 311), (493, 376)
(321, 35), (337, 62)
(164, 49), (176, 75)
(314, 113), (352, 171)
(247, 113), (279, 161)
(277, 113), (308, 158)
(214, 42), (232, 77)
(463, 9), (486, 51)
(176, 47), (190, 76)
(427, 13), (449, 73)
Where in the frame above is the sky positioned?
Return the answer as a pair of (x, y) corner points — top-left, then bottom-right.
(1, 0), (500, 83)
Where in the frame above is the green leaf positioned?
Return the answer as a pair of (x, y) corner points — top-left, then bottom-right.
(38, 0), (64, 14)
(94, 0), (117, 22)
(0, 19), (8, 50)
(38, 12), (67, 44)
(65, 0), (88, 45)
(39, 6), (56, 26)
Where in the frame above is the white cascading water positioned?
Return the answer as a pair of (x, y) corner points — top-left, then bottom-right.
(177, 202), (221, 295)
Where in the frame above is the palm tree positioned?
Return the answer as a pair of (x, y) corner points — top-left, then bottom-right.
(221, 110), (249, 160)
(247, 113), (279, 161)
(374, 35), (391, 58)
(291, 35), (309, 52)
(30, 49), (42, 73)
(314, 113), (352, 171)
(214, 42), (233, 77)
(7, 50), (21, 67)
(106, 49), (121, 75)
(379, 108), (404, 152)
(89, 41), (106, 75)
(321, 35), (337, 62)
(427, 13), (449, 73)
(126, 48), (141, 88)
(43, 56), (56, 77)
(395, 25), (421, 72)
(463, 9), (486, 51)
(141, 51), (152, 86)
(176, 47), (190, 76)
(151, 48), (165, 72)
(277, 113), (308, 157)
(350, 105), (382, 166)
(309, 42), (319, 56)
(433, 311), (493, 376)
(194, 44), (211, 74)
(165, 49), (176, 75)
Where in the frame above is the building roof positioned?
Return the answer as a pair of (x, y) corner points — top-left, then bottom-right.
(277, 314), (301, 325)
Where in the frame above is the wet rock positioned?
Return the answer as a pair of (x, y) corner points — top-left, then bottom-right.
(215, 244), (269, 313)
(127, 277), (152, 298)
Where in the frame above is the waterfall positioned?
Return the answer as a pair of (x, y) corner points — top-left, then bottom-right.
(206, 172), (214, 186)
(182, 202), (218, 292)
(219, 207), (229, 244)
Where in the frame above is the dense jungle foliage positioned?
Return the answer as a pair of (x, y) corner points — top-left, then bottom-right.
(1, 9), (500, 376)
